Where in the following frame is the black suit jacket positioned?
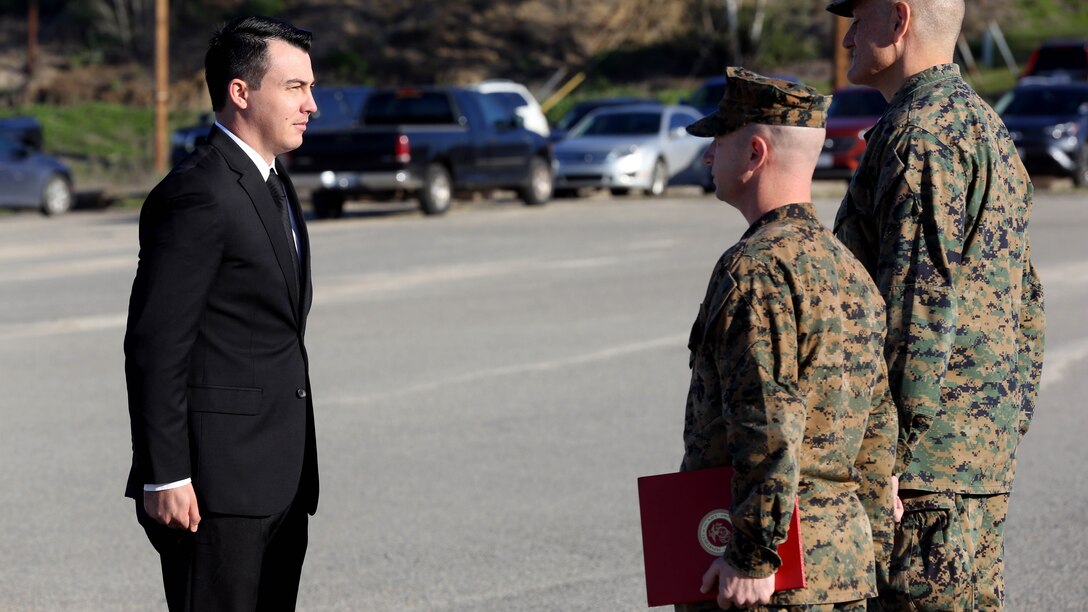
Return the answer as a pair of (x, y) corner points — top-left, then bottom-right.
(124, 127), (318, 517)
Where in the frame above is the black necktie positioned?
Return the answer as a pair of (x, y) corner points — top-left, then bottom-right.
(265, 171), (300, 291)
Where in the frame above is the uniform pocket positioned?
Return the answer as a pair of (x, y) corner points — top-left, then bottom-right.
(187, 384), (262, 415)
(884, 492), (970, 611)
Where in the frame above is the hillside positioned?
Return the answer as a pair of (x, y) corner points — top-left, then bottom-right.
(1, 0), (841, 110)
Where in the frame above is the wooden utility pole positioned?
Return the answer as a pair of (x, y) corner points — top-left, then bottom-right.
(26, 0), (38, 76)
(154, 0), (170, 172)
(832, 15), (850, 90)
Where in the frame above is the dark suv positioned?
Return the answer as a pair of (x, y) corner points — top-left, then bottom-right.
(997, 80), (1088, 186)
(1022, 39), (1088, 81)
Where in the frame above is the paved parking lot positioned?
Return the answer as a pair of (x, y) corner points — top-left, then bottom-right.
(1, 186), (1085, 610)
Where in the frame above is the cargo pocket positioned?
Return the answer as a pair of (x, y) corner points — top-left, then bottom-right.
(884, 492), (970, 612)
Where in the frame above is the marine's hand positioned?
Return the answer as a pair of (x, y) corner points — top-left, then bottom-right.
(699, 557), (775, 609)
(891, 475), (904, 523)
(144, 483), (201, 532)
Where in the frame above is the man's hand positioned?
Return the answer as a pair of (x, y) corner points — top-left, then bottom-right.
(699, 558), (775, 609)
(144, 483), (201, 532)
(891, 475), (904, 523)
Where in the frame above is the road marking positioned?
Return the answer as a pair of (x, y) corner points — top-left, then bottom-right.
(1041, 337), (1088, 390)
(0, 313), (128, 340)
(0, 255), (134, 283)
(324, 334), (686, 407)
(1037, 262), (1088, 289)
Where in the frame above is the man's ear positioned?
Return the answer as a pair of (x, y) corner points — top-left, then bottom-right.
(891, 1), (911, 44)
(748, 133), (770, 172)
(227, 78), (249, 110)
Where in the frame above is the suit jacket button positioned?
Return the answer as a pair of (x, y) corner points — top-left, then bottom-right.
(296, 388), (307, 399)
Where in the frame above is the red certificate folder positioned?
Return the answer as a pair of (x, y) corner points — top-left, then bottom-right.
(637, 467), (806, 607)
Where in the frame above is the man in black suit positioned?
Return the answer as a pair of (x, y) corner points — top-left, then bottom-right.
(124, 16), (319, 611)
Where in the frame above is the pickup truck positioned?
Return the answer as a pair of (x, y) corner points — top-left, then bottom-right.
(287, 86), (555, 217)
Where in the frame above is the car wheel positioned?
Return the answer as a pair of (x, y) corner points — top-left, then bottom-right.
(420, 163), (452, 215)
(646, 159), (668, 197)
(312, 191), (344, 219)
(519, 156), (553, 206)
(1075, 145), (1088, 188)
(39, 174), (72, 216)
(609, 187), (631, 197)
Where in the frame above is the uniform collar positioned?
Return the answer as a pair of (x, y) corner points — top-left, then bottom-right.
(889, 64), (962, 110)
(741, 202), (818, 240)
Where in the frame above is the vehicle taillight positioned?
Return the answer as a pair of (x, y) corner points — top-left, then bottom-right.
(395, 134), (410, 163)
(1022, 50), (1039, 78)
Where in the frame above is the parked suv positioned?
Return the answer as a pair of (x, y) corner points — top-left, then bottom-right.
(1022, 39), (1088, 81)
(997, 80), (1088, 186)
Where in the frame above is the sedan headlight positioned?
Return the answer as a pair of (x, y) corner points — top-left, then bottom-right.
(608, 144), (640, 160)
(1048, 122), (1079, 140)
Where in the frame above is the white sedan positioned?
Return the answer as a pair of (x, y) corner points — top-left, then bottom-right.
(553, 104), (709, 197)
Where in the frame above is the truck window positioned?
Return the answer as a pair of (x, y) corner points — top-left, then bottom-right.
(363, 91), (458, 125)
(478, 94), (515, 127)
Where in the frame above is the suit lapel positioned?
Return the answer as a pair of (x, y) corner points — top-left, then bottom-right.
(209, 128), (302, 324)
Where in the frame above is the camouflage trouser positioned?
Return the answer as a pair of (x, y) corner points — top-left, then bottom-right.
(872, 491), (1009, 611)
(677, 599), (866, 611)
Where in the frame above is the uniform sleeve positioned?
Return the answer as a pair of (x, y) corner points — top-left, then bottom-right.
(124, 182), (223, 486)
(713, 258), (805, 577)
(854, 366), (897, 569)
(873, 129), (965, 472)
(1016, 241), (1045, 441)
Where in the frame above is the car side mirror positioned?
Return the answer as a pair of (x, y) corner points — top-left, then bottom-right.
(670, 126), (688, 139)
(495, 116), (522, 131)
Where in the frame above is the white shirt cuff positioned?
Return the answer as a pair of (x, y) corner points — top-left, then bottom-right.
(143, 478), (191, 492)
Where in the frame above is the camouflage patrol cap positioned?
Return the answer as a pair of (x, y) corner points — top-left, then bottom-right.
(686, 67), (831, 138)
(826, 0), (855, 17)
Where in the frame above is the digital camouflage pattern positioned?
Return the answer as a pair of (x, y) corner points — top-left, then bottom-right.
(686, 67), (830, 138)
(834, 64), (1046, 493)
(872, 491), (1009, 611)
(745, 601), (866, 612)
(679, 203), (897, 608)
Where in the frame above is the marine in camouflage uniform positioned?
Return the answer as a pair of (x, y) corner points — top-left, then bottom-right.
(678, 68), (898, 612)
(826, 1), (1046, 609)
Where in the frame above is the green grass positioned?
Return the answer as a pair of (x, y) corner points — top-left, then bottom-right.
(0, 103), (204, 192)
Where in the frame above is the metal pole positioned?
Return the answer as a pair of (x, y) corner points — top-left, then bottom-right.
(832, 15), (850, 90)
(154, 0), (170, 172)
(27, 0), (38, 76)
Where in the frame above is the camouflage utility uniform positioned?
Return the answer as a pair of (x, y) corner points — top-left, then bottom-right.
(680, 203), (897, 611)
(834, 64), (1046, 610)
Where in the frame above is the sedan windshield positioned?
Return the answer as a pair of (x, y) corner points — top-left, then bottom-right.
(999, 87), (1088, 116)
(574, 112), (662, 137)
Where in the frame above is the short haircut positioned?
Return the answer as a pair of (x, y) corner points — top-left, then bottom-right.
(205, 16), (312, 112)
(908, 0), (965, 51)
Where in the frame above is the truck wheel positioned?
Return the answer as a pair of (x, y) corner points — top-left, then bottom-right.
(40, 174), (72, 216)
(646, 159), (668, 197)
(420, 164), (452, 215)
(1075, 145), (1088, 188)
(519, 157), (553, 206)
(312, 191), (344, 219)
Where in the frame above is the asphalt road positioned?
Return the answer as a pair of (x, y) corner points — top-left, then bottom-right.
(0, 185), (1085, 611)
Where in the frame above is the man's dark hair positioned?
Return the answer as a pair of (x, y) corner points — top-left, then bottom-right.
(205, 16), (312, 112)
